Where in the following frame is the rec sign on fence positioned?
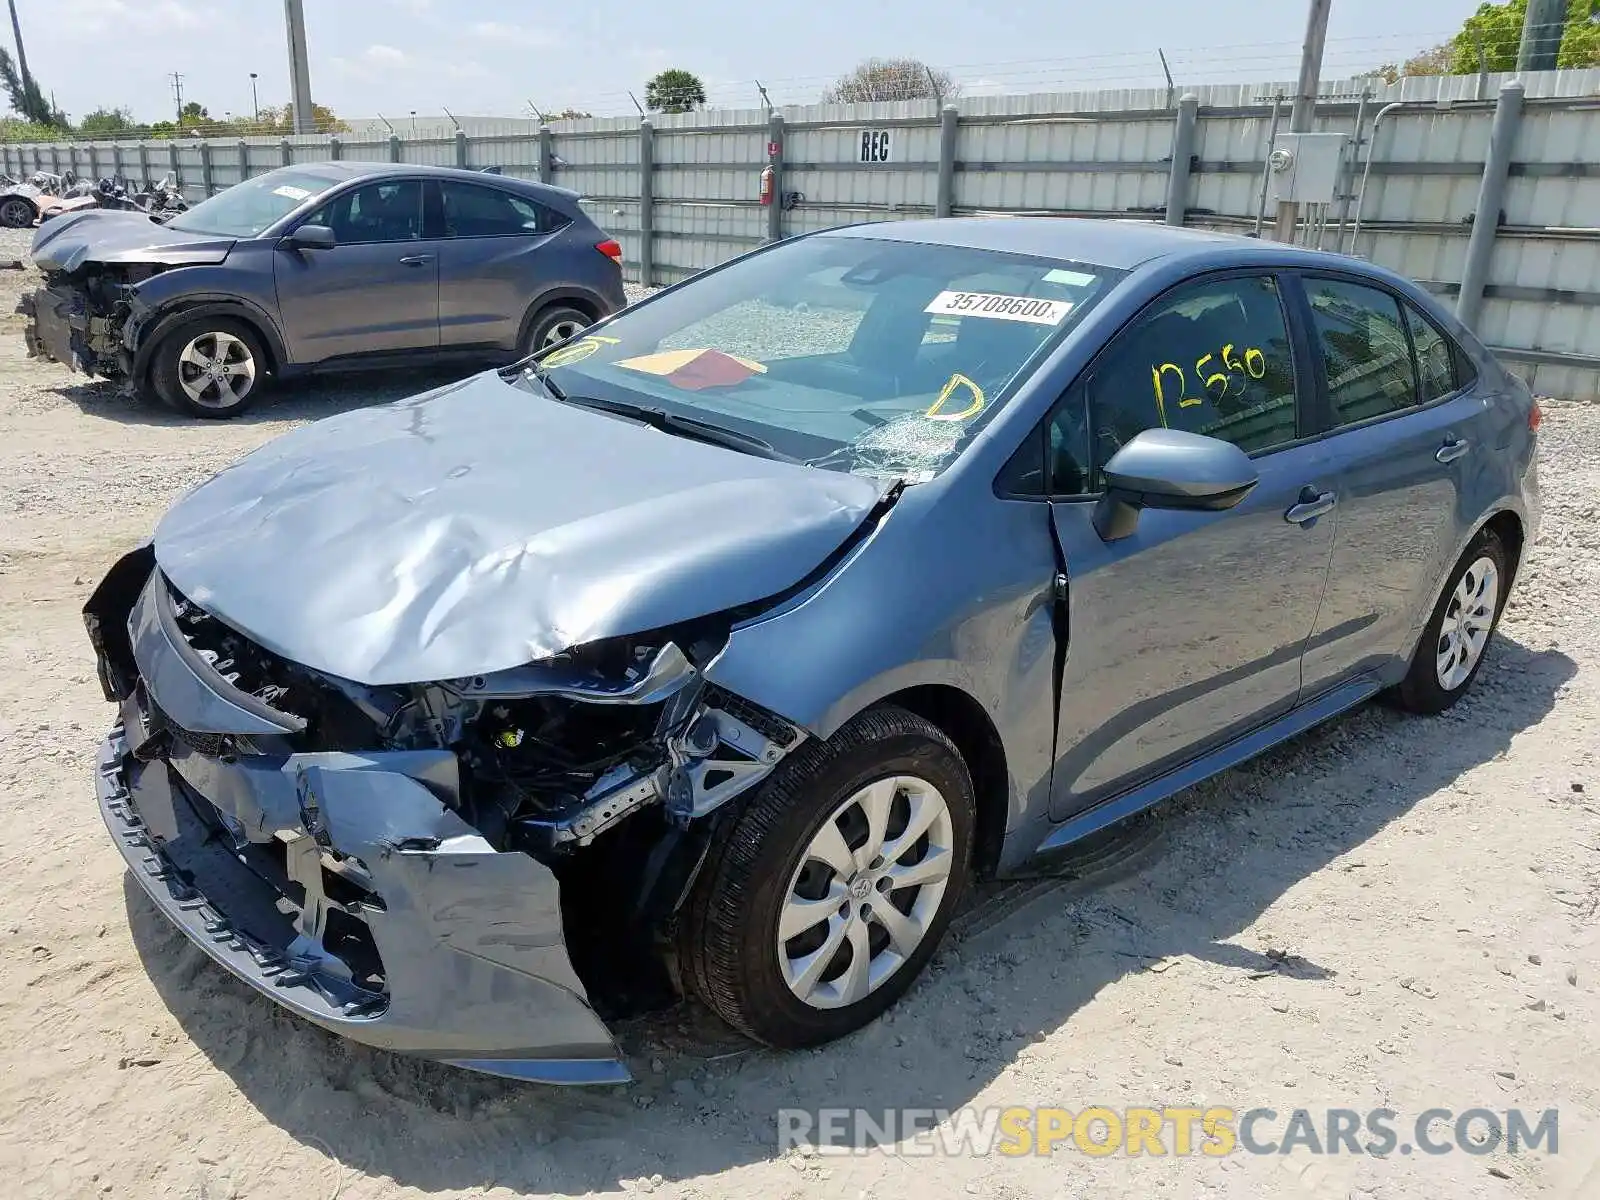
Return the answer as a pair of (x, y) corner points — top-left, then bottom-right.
(858, 129), (893, 163)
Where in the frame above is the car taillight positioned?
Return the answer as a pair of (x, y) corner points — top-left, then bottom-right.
(596, 239), (622, 265)
(1529, 400), (1543, 433)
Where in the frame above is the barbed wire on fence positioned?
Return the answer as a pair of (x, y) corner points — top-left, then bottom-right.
(0, 28), (1589, 146)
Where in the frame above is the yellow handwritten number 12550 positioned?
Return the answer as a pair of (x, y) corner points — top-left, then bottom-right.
(1150, 343), (1266, 426)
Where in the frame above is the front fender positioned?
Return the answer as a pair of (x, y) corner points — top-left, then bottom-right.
(701, 480), (1063, 851)
(126, 285), (289, 378)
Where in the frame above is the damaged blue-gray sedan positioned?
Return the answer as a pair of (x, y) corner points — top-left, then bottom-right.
(86, 218), (1540, 1083)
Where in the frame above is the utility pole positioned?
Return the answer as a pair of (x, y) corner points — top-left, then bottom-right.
(6, 0), (36, 118)
(1517, 0), (1568, 72)
(1272, 0), (1333, 243)
(284, 0), (315, 134)
(170, 72), (185, 125)
(250, 72), (260, 122)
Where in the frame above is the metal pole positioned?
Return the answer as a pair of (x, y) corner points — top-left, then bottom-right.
(1457, 80), (1524, 333)
(638, 118), (654, 287)
(1165, 94), (1198, 226)
(1332, 90), (1367, 249)
(1272, 0), (1332, 243)
(1517, 0), (1568, 72)
(538, 124), (554, 183)
(238, 138), (250, 180)
(1254, 94), (1283, 237)
(250, 73), (260, 123)
(198, 140), (213, 195)
(6, 0), (36, 120)
(283, 0), (316, 134)
(935, 104), (958, 218)
(766, 111), (785, 242)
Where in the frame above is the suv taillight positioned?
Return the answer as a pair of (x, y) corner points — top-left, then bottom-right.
(1529, 400), (1543, 433)
(596, 239), (622, 265)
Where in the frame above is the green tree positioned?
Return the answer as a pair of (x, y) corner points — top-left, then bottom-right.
(0, 44), (61, 126)
(822, 57), (957, 103)
(644, 68), (705, 113)
(78, 106), (136, 136)
(1376, 0), (1600, 78)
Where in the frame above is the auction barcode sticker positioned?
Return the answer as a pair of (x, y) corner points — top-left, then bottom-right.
(924, 291), (1074, 325)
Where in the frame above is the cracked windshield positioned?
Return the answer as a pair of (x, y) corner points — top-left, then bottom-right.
(528, 235), (1120, 480)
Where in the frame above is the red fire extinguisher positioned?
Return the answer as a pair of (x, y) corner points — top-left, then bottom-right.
(758, 164), (775, 206)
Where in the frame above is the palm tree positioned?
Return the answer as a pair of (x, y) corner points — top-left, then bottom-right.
(644, 69), (706, 114)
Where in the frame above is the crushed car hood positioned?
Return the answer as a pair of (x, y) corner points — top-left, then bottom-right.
(31, 210), (235, 272)
(153, 373), (887, 686)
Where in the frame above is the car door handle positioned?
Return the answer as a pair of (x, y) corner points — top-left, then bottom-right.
(398, 254), (434, 266)
(1284, 488), (1336, 525)
(1436, 437), (1470, 464)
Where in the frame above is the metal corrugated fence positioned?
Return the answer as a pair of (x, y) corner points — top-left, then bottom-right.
(5, 69), (1600, 397)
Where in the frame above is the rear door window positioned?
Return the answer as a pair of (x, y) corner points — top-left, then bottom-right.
(1305, 277), (1419, 425)
(439, 182), (565, 238)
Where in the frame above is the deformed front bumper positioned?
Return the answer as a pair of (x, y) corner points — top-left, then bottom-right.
(94, 563), (630, 1085)
(17, 284), (127, 378)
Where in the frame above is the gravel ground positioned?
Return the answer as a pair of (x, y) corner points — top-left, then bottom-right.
(1, 224), (1598, 1199)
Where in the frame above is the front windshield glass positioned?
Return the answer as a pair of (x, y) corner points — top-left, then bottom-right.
(166, 168), (337, 238)
(527, 234), (1122, 480)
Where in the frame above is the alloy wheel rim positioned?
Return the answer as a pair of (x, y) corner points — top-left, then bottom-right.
(1435, 555), (1499, 690)
(777, 774), (954, 1010)
(1, 199), (32, 226)
(177, 331), (256, 408)
(542, 319), (584, 347)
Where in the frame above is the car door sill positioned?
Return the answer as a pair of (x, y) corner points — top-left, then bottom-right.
(1032, 674), (1384, 861)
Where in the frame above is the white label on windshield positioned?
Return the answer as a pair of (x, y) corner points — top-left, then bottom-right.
(1044, 268), (1096, 287)
(273, 185), (313, 201)
(924, 291), (1073, 325)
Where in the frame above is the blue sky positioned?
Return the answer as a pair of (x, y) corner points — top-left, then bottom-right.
(18, 0), (1482, 124)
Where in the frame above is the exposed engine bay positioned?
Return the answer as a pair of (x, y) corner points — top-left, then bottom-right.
(18, 260), (164, 382)
(149, 576), (806, 1016)
(167, 584), (801, 855)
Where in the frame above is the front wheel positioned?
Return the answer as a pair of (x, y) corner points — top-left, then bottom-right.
(1390, 528), (1510, 714)
(149, 317), (268, 419)
(678, 706), (975, 1048)
(519, 304), (592, 358)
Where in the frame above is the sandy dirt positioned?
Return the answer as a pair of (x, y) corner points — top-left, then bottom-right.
(0, 225), (1596, 1199)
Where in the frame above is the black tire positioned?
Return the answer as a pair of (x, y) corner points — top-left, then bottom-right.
(149, 316), (269, 419)
(1390, 528), (1510, 715)
(520, 304), (592, 358)
(678, 705), (976, 1049)
(0, 196), (36, 228)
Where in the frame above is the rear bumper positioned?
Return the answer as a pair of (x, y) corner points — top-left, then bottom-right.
(94, 564), (630, 1085)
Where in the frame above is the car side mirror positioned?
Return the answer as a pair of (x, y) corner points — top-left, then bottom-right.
(285, 223), (335, 250)
(1093, 428), (1259, 541)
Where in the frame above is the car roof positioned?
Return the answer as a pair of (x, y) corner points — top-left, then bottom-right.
(276, 160), (583, 203)
(822, 216), (1291, 271)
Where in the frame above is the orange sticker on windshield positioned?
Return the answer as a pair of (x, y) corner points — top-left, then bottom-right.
(925, 373), (985, 421)
(616, 348), (768, 391)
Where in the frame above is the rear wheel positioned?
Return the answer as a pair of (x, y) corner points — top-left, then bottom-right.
(520, 304), (592, 358)
(149, 317), (268, 419)
(678, 706), (975, 1048)
(1391, 528), (1510, 714)
(0, 196), (36, 228)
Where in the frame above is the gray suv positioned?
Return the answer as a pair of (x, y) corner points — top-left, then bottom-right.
(20, 162), (627, 417)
